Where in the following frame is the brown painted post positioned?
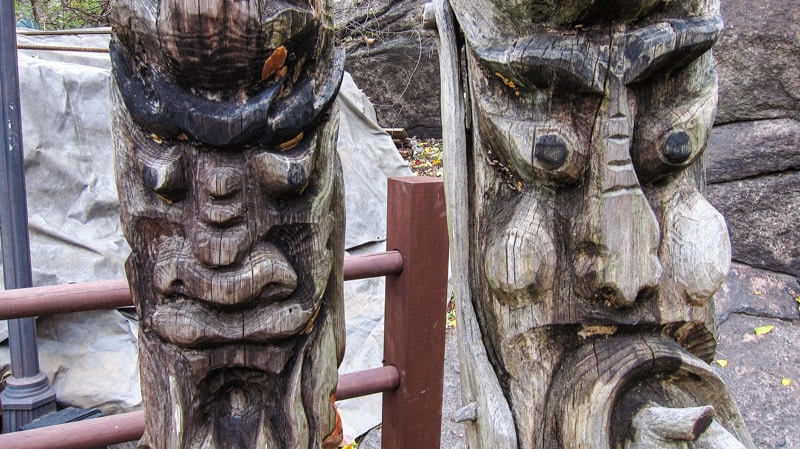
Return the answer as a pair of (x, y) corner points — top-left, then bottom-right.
(382, 176), (448, 449)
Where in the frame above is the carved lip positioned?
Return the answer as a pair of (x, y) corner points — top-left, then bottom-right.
(153, 238), (298, 307)
(148, 237), (317, 348)
(148, 296), (316, 349)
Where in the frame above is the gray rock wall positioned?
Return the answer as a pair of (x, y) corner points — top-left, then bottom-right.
(335, 0), (441, 138)
(706, 0), (800, 279)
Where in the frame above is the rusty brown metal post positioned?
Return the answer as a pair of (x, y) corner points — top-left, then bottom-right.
(382, 176), (448, 449)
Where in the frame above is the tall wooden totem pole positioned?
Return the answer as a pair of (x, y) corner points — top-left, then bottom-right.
(433, 0), (755, 447)
(109, 1), (345, 448)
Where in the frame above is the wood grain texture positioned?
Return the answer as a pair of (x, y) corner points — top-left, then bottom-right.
(110, 1), (345, 448)
(438, 0), (751, 447)
(434, 1), (518, 448)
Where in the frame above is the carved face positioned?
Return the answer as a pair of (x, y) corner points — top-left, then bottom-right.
(454, 2), (731, 325)
(110, 1), (344, 448)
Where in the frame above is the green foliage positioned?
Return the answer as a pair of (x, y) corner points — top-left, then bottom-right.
(15, 0), (110, 30)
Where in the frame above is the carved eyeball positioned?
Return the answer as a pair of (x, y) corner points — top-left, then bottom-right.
(533, 134), (568, 169)
(663, 131), (692, 163)
(252, 136), (317, 197)
(139, 151), (187, 202)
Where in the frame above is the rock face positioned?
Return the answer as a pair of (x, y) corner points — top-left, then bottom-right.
(704, 0), (800, 279)
(714, 0), (800, 124)
(334, 0), (441, 138)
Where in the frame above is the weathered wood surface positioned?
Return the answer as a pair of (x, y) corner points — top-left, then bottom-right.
(110, 1), (345, 448)
(433, 1), (518, 449)
(436, 0), (754, 447)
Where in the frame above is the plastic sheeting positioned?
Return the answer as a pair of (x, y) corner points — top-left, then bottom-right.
(0, 30), (407, 441)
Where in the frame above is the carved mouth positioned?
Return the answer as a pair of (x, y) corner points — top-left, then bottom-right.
(153, 237), (298, 308)
(148, 296), (316, 348)
(146, 235), (319, 348)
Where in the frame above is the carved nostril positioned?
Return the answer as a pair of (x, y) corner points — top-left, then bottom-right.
(534, 134), (568, 169)
(636, 286), (657, 304)
(664, 131), (692, 163)
(592, 286), (621, 306)
(590, 285), (656, 309)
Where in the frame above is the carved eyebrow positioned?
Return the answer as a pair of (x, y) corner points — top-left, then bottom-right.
(110, 40), (345, 148)
(620, 15), (724, 83)
(472, 15), (722, 92)
(475, 33), (608, 93)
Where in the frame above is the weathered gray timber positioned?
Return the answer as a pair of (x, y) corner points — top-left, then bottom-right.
(433, 0), (754, 447)
(110, 1), (345, 448)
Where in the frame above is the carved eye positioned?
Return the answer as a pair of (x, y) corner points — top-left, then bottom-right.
(533, 134), (568, 169)
(251, 134), (317, 197)
(663, 131), (692, 163)
(138, 147), (187, 202)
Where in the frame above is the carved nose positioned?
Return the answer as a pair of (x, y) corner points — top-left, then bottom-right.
(193, 156), (249, 267)
(572, 79), (662, 308)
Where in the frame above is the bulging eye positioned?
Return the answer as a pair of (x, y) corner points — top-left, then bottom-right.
(533, 134), (568, 169)
(137, 145), (187, 202)
(251, 133), (317, 197)
(631, 70), (717, 183)
(663, 131), (692, 163)
(476, 109), (588, 186)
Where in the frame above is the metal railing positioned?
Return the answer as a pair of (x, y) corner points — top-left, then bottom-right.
(0, 176), (449, 449)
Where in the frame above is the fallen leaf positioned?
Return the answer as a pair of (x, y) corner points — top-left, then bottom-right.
(151, 134), (163, 144)
(577, 325), (617, 339)
(715, 359), (729, 368)
(279, 132), (304, 151)
(261, 45), (288, 81)
(782, 377), (792, 386)
(754, 325), (775, 336)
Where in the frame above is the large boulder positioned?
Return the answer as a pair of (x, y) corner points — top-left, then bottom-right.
(335, 0), (441, 138)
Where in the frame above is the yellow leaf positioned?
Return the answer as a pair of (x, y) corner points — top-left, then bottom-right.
(753, 290), (763, 296)
(715, 359), (729, 368)
(577, 325), (617, 339)
(782, 377), (792, 386)
(754, 325), (775, 335)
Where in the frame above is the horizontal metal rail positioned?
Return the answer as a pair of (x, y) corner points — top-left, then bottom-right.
(336, 365), (401, 401)
(0, 365), (400, 449)
(0, 251), (403, 320)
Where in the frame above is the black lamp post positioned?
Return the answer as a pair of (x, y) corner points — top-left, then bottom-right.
(0, 1), (57, 432)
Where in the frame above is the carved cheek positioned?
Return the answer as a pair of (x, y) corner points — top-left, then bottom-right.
(484, 194), (556, 306)
(661, 191), (731, 305)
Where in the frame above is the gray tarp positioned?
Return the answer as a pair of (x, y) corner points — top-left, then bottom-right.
(1, 29), (407, 442)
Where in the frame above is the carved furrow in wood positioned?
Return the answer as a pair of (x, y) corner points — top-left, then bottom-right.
(437, 0), (752, 447)
(110, 1), (345, 448)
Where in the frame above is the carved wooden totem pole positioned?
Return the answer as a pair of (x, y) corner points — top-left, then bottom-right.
(109, 1), (345, 448)
(433, 0), (755, 447)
